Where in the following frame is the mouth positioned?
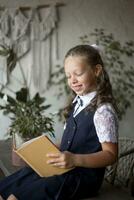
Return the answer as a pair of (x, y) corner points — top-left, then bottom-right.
(72, 85), (83, 91)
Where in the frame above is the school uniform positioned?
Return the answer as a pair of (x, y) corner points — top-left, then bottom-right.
(0, 92), (118, 200)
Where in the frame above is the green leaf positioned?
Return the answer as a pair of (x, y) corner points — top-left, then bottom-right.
(16, 88), (28, 102)
(33, 93), (45, 104)
(0, 92), (4, 98)
(7, 95), (16, 105)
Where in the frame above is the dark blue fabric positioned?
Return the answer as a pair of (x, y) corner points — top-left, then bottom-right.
(0, 107), (105, 200)
(59, 107), (105, 198)
(60, 108), (102, 154)
(0, 167), (64, 200)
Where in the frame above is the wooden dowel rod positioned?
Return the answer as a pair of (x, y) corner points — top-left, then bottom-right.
(0, 2), (65, 10)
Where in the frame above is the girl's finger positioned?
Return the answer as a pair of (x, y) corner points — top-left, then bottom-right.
(46, 153), (61, 158)
(46, 159), (56, 164)
(53, 162), (66, 168)
(46, 157), (61, 164)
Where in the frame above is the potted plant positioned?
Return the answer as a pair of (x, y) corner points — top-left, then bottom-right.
(0, 87), (54, 165)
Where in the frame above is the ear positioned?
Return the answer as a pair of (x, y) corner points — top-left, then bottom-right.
(94, 64), (102, 77)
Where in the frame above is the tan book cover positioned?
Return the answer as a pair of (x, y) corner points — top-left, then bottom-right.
(13, 135), (73, 177)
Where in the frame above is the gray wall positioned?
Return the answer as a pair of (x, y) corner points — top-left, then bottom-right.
(0, 0), (134, 140)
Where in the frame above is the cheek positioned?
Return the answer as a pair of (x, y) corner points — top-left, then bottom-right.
(83, 74), (96, 87)
(67, 79), (71, 87)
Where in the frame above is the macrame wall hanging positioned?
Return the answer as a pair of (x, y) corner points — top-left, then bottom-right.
(0, 2), (62, 95)
(0, 7), (30, 91)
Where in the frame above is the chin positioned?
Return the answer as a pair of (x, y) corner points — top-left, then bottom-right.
(75, 91), (84, 96)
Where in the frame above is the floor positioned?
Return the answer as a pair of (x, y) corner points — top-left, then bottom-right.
(0, 139), (134, 200)
(86, 181), (134, 200)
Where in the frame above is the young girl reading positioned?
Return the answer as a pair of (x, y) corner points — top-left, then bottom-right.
(0, 44), (118, 200)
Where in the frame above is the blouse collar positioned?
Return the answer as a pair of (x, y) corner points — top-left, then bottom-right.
(73, 91), (97, 107)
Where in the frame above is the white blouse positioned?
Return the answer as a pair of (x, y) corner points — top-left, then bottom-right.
(72, 92), (118, 143)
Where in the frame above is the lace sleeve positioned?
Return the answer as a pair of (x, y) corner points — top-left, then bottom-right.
(94, 104), (118, 143)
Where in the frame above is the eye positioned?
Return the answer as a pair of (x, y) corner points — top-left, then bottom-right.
(75, 71), (84, 76)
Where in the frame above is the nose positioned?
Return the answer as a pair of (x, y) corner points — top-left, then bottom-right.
(70, 75), (78, 84)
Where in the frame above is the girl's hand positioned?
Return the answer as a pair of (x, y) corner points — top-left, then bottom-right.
(46, 151), (75, 169)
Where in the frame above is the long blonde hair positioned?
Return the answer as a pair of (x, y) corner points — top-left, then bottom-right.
(63, 45), (118, 119)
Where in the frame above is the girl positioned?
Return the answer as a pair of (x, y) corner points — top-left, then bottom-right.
(0, 44), (118, 200)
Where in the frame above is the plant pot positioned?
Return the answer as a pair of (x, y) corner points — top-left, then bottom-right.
(12, 133), (27, 166)
(12, 150), (26, 167)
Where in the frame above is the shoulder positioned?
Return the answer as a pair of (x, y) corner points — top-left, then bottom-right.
(94, 103), (118, 126)
(94, 103), (117, 120)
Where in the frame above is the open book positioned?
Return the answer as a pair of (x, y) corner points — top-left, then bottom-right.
(13, 135), (73, 177)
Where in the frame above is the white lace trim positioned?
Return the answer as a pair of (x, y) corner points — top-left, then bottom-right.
(94, 104), (118, 143)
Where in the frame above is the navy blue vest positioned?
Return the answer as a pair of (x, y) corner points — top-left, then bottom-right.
(60, 106), (102, 154)
(58, 106), (105, 199)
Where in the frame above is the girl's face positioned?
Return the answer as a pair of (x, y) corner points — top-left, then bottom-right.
(64, 56), (99, 96)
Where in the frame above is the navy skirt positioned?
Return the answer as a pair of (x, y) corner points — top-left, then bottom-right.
(0, 166), (104, 200)
(0, 167), (63, 200)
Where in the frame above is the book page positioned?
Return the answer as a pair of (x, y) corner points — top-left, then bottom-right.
(17, 136), (43, 150)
